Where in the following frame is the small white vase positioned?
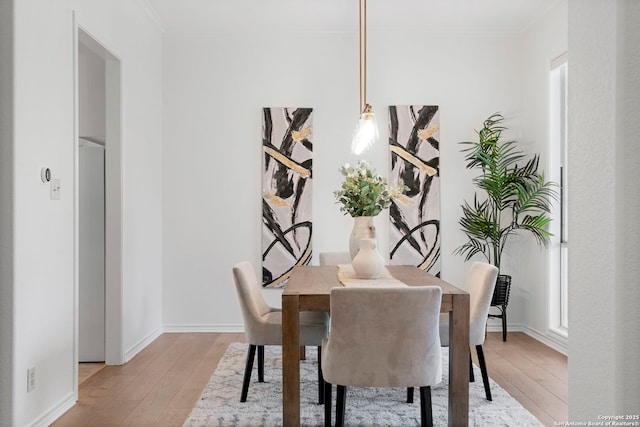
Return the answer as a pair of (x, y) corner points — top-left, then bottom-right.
(352, 238), (384, 279)
(349, 216), (377, 260)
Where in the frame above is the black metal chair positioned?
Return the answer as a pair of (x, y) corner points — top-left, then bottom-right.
(487, 275), (511, 341)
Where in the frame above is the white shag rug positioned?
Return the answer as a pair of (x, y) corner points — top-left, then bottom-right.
(184, 342), (543, 427)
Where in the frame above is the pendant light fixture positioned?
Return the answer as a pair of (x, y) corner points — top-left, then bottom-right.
(351, 0), (378, 156)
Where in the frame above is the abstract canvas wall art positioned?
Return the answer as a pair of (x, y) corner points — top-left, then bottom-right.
(262, 108), (313, 288)
(388, 105), (441, 276)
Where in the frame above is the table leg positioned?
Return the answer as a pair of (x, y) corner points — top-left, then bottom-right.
(283, 294), (301, 427)
(449, 293), (470, 427)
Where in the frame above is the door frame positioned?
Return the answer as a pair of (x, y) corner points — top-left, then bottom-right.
(72, 12), (124, 397)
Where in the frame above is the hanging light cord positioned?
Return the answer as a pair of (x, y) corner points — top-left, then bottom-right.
(359, 0), (368, 113)
(364, 0), (367, 109)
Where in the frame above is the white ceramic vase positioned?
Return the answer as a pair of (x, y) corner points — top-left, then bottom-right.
(349, 216), (377, 260)
(352, 238), (384, 279)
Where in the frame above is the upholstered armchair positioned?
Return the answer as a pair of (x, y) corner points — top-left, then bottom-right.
(232, 261), (329, 403)
(322, 286), (442, 427)
(439, 261), (498, 400)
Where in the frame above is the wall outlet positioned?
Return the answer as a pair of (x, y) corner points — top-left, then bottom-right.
(27, 367), (36, 392)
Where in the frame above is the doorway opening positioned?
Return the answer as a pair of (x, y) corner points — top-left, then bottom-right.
(78, 39), (106, 367)
(74, 23), (123, 395)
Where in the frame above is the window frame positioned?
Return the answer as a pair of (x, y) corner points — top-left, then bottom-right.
(548, 53), (569, 337)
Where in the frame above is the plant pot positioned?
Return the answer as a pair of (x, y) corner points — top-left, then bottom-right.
(488, 274), (511, 341)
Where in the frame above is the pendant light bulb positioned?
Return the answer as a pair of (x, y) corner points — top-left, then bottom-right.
(352, 104), (378, 155)
(352, 0), (377, 156)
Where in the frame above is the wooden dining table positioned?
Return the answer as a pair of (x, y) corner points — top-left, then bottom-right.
(282, 265), (470, 427)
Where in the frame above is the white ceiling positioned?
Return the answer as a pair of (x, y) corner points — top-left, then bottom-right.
(144, 0), (562, 34)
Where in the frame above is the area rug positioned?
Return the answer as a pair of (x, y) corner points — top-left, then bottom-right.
(184, 342), (542, 427)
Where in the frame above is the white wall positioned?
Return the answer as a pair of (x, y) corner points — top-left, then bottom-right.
(161, 27), (523, 329)
(518, 1), (568, 351)
(13, 2), (77, 424)
(10, 0), (163, 425)
(614, 0), (640, 413)
(0, 0), (15, 423)
(569, 0), (640, 420)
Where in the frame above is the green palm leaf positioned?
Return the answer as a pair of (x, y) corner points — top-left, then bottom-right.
(456, 113), (559, 271)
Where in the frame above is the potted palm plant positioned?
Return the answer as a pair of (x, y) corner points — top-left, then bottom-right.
(455, 113), (558, 340)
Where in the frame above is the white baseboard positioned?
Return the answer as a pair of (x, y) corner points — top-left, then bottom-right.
(125, 327), (163, 362)
(485, 321), (567, 355)
(163, 324), (245, 333)
(160, 323), (568, 355)
(28, 391), (75, 427)
(485, 322), (524, 333)
(522, 325), (568, 355)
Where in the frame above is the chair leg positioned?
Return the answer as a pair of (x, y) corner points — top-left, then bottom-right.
(419, 386), (433, 427)
(476, 345), (492, 401)
(336, 385), (347, 427)
(240, 345), (256, 402)
(502, 306), (508, 341)
(324, 381), (332, 427)
(257, 345), (265, 383)
(317, 346), (324, 405)
(469, 351), (475, 382)
(407, 387), (414, 403)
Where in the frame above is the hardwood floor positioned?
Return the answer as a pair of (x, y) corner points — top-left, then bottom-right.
(53, 332), (567, 427)
(78, 363), (106, 385)
(479, 332), (568, 426)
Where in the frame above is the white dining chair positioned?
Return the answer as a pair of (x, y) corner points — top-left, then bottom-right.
(232, 261), (329, 403)
(439, 261), (499, 400)
(322, 286), (442, 427)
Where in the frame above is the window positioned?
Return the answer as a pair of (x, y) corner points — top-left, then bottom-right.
(549, 53), (568, 335)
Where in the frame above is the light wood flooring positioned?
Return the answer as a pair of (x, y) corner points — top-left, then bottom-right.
(79, 363), (106, 386)
(53, 332), (567, 427)
(478, 333), (568, 426)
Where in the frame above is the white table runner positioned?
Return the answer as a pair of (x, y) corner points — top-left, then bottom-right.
(337, 264), (408, 287)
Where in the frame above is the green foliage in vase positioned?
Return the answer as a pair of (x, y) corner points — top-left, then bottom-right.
(455, 113), (559, 270)
(334, 160), (406, 218)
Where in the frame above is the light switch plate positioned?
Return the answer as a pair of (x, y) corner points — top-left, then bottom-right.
(50, 178), (61, 200)
(27, 367), (36, 392)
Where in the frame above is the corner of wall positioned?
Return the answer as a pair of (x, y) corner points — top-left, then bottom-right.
(614, 0), (640, 414)
(134, 0), (167, 33)
(568, 0), (619, 420)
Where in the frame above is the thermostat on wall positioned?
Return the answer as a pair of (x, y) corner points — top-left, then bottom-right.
(40, 167), (51, 183)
